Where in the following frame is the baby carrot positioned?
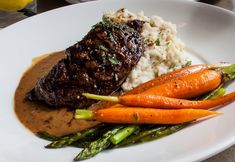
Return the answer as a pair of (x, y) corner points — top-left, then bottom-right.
(108, 65), (208, 108)
(139, 70), (222, 99)
(75, 108), (220, 124)
(83, 69), (225, 108)
(83, 91), (235, 109)
(125, 64), (208, 95)
(119, 91), (235, 109)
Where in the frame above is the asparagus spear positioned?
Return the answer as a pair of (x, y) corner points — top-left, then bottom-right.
(72, 141), (92, 148)
(115, 125), (167, 147)
(110, 125), (139, 145)
(36, 132), (60, 141)
(46, 124), (106, 148)
(140, 123), (188, 143)
(72, 125), (115, 148)
(208, 88), (226, 100)
(74, 126), (123, 161)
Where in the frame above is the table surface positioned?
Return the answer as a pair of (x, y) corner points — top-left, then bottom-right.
(1, 0), (235, 161)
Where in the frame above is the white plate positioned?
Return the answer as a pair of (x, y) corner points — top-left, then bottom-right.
(1, 0), (235, 162)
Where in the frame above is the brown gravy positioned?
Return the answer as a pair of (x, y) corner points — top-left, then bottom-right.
(14, 51), (99, 137)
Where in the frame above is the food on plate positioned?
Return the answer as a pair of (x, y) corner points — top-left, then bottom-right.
(39, 80), (228, 161)
(28, 21), (144, 109)
(75, 108), (219, 124)
(73, 63), (235, 160)
(81, 69), (235, 110)
(125, 64), (209, 94)
(15, 53), (100, 136)
(16, 8), (188, 136)
(38, 63), (235, 161)
(103, 8), (187, 91)
(14, 8), (235, 161)
(133, 69), (221, 98)
(82, 69), (223, 104)
(28, 8), (188, 109)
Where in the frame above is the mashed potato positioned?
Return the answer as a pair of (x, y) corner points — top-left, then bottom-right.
(103, 8), (188, 91)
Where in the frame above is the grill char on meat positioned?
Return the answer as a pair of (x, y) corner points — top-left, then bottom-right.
(28, 20), (144, 109)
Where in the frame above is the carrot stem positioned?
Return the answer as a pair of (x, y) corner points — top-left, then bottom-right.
(209, 63), (235, 80)
(222, 64), (235, 79)
(82, 93), (119, 102)
(75, 109), (94, 120)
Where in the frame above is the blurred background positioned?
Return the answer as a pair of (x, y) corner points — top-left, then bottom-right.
(0, 0), (235, 28)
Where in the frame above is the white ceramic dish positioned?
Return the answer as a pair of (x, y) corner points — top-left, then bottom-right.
(1, 0), (235, 162)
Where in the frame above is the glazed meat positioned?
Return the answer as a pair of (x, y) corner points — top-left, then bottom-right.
(29, 21), (144, 109)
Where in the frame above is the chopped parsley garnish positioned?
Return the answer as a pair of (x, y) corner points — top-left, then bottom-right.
(144, 37), (149, 44)
(101, 53), (106, 58)
(155, 38), (161, 46)
(108, 56), (120, 65)
(182, 60), (192, 67)
(98, 45), (108, 51)
(109, 33), (115, 42)
(167, 41), (171, 45)
(133, 112), (139, 121)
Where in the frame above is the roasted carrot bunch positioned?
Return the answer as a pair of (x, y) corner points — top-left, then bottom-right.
(77, 64), (235, 124)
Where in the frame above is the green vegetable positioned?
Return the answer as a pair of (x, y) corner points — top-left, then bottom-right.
(210, 63), (235, 80)
(45, 126), (103, 148)
(109, 33), (115, 42)
(133, 113), (139, 121)
(209, 88), (226, 100)
(74, 126), (123, 161)
(108, 57), (120, 65)
(72, 141), (92, 148)
(155, 38), (160, 46)
(144, 37), (149, 44)
(222, 64), (235, 80)
(92, 21), (136, 36)
(115, 125), (167, 147)
(182, 60), (192, 68)
(140, 124), (188, 142)
(98, 45), (108, 51)
(36, 132), (60, 141)
(82, 93), (119, 103)
(110, 125), (139, 145)
(75, 109), (94, 120)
